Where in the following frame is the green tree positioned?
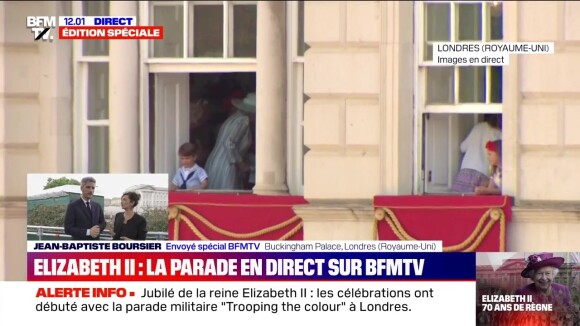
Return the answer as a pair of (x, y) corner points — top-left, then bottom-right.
(27, 205), (67, 227)
(141, 208), (169, 233)
(44, 177), (80, 190)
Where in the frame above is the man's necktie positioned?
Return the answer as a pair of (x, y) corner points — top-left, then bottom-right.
(86, 201), (93, 217)
(180, 170), (196, 190)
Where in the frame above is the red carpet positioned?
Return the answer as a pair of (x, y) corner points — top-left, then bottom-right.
(373, 195), (512, 252)
(168, 192), (307, 241)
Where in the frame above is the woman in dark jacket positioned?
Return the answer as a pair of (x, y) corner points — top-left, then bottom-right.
(110, 191), (147, 240)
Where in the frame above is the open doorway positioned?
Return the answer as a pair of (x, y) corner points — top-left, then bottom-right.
(423, 113), (502, 194)
(149, 72), (256, 191)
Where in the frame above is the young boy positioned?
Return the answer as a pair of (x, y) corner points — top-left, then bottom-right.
(169, 142), (209, 191)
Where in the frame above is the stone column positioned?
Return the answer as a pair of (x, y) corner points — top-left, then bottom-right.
(0, 0), (8, 280)
(0, 1), (70, 281)
(382, 1), (414, 195)
(109, 1), (139, 173)
(253, 1), (288, 195)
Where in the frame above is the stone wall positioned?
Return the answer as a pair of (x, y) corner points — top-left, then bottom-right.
(303, 1), (413, 200)
(0, 1), (72, 280)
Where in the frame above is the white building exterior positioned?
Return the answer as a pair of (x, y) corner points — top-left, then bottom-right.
(2, 1), (580, 280)
(109, 198), (121, 207)
(123, 184), (169, 211)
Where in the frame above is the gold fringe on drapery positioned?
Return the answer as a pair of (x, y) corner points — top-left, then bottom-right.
(372, 206), (506, 252)
(167, 204), (303, 241)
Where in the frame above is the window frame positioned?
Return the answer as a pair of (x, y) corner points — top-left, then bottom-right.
(146, 0), (257, 73)
(187, 1), (226, 58)
(228, 1), (258, 58)
(286, 0), (305, 195)
(72, 1), (110, 173)
(413, 0), (503, 194)
(139, 1), (260, 174)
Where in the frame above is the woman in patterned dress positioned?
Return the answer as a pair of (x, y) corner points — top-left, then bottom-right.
(204, 93), (255, 190)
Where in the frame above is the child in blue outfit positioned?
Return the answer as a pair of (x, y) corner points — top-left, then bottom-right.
(169, 142), (209, 191)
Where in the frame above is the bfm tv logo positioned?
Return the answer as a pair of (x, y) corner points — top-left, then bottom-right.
(26, 16), (56, 42)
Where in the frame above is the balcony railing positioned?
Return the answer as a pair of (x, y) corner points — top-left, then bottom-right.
(172, 189), (253, 194)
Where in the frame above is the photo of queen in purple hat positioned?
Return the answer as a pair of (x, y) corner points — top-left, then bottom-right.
(515, 253), (572, 310)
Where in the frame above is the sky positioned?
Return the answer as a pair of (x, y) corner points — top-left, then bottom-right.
(27, 173), (169, 198)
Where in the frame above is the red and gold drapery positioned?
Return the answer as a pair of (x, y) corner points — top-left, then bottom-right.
(167, 192), (307, 241)
(373, 195), (512, 252)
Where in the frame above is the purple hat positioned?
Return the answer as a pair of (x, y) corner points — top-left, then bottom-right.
(521, 253), (565, 278)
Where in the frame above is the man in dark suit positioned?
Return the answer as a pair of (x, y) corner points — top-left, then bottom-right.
(64, 176), (106, 240)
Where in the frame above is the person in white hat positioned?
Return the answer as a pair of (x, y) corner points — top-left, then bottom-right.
(204, 92), (256, 190)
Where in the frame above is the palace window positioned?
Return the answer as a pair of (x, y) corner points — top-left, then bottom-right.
(149, 1), (257, 58)
(416, 1), (503, 193)
(145, 1), (306, 194)
(144, 2), (258, 191)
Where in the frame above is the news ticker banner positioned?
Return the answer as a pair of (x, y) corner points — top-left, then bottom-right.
(15, 243), (474, 325)
(26, 16), (162, 41)
(28, 241), (464, 282)
(28, 240), (443, 252)
(0, 281), (475, 326)
(8, 247), (579, 325)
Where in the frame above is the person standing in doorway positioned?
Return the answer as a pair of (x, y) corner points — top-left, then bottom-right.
(64, 176), (106, 240)
(451, 114), (502, 193)
(204, 92), (255, 190)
